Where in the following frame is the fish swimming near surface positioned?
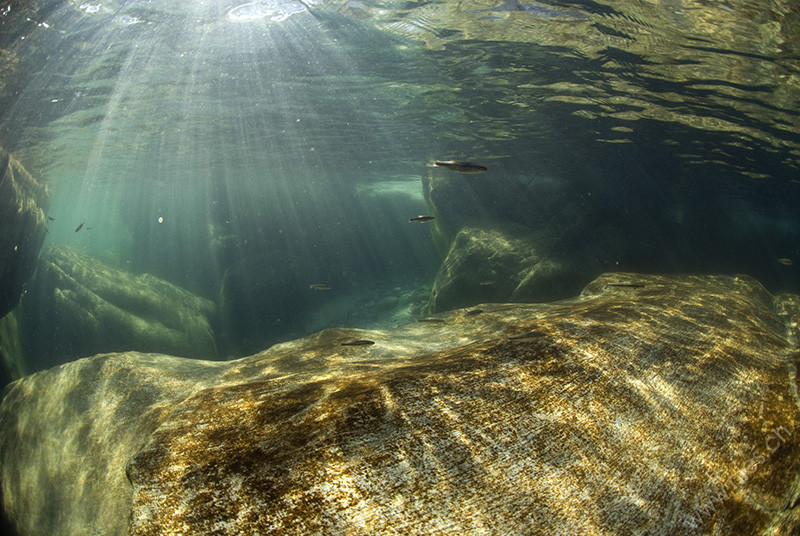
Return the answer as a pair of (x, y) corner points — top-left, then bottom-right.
(341, 339), (375, 346)
(74, 222), (85, 233)
(409, 215), (435, 223)
(433, 160), (488, 174)
(777, 258), (793, 266)
(309, 283), (332, 290)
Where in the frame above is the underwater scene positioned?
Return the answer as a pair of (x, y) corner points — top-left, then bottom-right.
(0, 0), (800, 534)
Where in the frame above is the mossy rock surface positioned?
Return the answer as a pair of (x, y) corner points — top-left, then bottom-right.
(1, 272), (800, 536)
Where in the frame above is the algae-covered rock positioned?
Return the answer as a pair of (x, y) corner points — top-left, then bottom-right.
(428, 226), (587, 313)
(21, 244), (218, 370)
(0, 149), (50, 319)
(2, 272), (800, 535)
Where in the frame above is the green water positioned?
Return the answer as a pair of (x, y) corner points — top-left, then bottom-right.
(1, 0), (799, 360)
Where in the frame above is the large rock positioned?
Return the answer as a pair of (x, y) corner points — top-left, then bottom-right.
(428, 226), (588, 313)
(421, 167), (587, 254)
(0, 149), (50, 319)
(20, 244), (218, 370)
(0, 312), (25, 387)
(2, 272), (800, 536)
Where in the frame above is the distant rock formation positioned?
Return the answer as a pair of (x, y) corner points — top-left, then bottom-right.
(2, 272), (799, 536)
(0, 312), (25, 387)
(20, 244), (218, 371)
(0, 149), (50, 319)
(427, 226), (587, 313)
(421, 167), (602, 309)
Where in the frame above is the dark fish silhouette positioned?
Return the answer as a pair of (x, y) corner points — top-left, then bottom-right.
(409, 215), (435, 223)
(465, 309), (483, 316)
(74, 222), (85, 233)
(433, 160), (488, 174)
(309, 284), (332, 290)
(47, 216), (55, 221)
(341, 339), (375, 346)
(608, 282), (646, 288)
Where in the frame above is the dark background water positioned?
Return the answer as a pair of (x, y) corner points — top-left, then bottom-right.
(1, 0), (799, 357)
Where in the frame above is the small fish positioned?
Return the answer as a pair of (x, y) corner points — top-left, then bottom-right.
(341, 339), (375, 346)
(433, 160), (488, 174)
(417, 317), (445, 323)
(47, 216), (55, 221)
(608, 282), (646, 288)
(777, 258), (793, 266)
(75, 222), (85, 233)
(465, 309), (483, 316)
(479, 280), (495, 286)
(409, 215), (435, 223)
(309, 284), (332, 290)
(508, 330), (547, 342)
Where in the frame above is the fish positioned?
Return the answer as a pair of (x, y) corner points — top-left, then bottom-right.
(341, 339), (375, 346)
(47, 216), (55, 221)
(465, 309), (483, 316)
(479, 280), (495, 286)
(433, 160), (488, 174)
(74, 222), (85, 233)
(417, 317), (445, 323)
(608, 282), (646, 288)
(777, 258), (793, 266)
(508, 330), (547, 342)
(309, 284), (332, 290)
(409, 215), (435, 223)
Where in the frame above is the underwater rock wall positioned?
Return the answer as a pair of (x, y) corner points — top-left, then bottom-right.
(427, 227), (587, 313)
(0, 149), (50, 320)
(421, 167), (603, 308)
(0, 312), (25, 387)
(20, 244), (219, 371)
(1, 272), (799, 535)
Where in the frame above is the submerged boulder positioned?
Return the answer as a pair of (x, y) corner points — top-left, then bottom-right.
(421, 167), (587, 255)
(2, 272), (800, 536)
(0, 312), (25, 387)
(0, 149), (50, 319)
(20, 244), (218, 370)
(428, 226), (588, 313)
